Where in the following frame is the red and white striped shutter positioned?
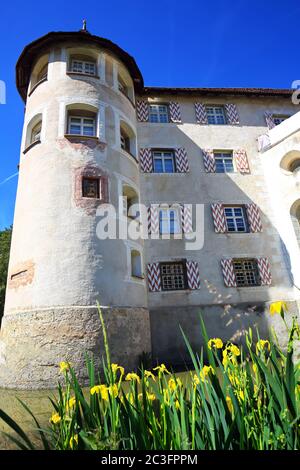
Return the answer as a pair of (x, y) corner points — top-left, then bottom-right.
(148, 205), (159, 236)
(147, 263), (162, 292)
(264, 112), (276, 130)
(136, 100), (149, 122)
(211, 204), (227, 233)
(175, 148), (189, 173)
(181, 204), (193, 233)
(245, 204), (263, 233)
(221, 259), (237, 287)
(225, 104), (240, 125)
(139, 148), (153, 173)
(257, 258), (272, 286)
(169, 102), (182, 123)
(195, 103), (208, 124)
(234, 149), (250, 174)
(186, 261), (201, 289)
(202, 149), (216, 173)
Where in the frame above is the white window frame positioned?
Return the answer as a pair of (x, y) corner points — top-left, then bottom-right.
(149, 104), (169, 123)
(31, 121), (42, 143)
(224, 206), (247, 233)
(153, 150), (175, 173)
(159, 207), (181, 234)
(206, 106), (226, 125)
(214, 152), (234, 173)
(68, 116), (96, 137)
(71, 59), (96, 76)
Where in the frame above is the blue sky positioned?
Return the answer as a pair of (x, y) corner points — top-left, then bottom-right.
(0, 0), (299, 230)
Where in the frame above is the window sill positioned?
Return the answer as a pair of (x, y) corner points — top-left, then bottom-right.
(131, 275), (145, 280)
(156, 289), (193, 294)
(66, 71), (100, 79)
(119, 148), (138, 164)
(28, 78), (47, 97)
(119, 89), (136, 108)
(23, 139), (41, 154)
(64, 134), (100, 142)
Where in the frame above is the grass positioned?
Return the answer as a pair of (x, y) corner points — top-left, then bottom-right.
(0, 301), (299, 450)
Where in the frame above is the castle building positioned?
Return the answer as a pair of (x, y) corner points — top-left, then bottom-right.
(0, 27), (300, 388)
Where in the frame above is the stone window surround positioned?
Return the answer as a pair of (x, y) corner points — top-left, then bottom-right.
(74, 165), (109, 215)
(124, 240), (145, 284)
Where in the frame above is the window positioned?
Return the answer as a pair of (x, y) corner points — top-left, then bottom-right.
(160, 262), (187, 291)
(232, 259), (260, 287)
(153, 151), (175, 173)
(206, 106), (226, 125)
(31, 121), (42, 143)
(214, 152), (234, 173)
(273, 115), (289, 126)
(224, 207), (247, 232)
(68, 116), (96, 136)
(123, 185), (139, 219)
(159, 208), (181, 234)
(289, 159), (300, 172)
(120, 130), (130, 153)
(71, 60), (96, 76)
(37, 64), (48, 82)
(118, 76), (128, 96)
(82, 177), (100, 198)
(149, 105), (169, 123)
(131, 250), (143, 278)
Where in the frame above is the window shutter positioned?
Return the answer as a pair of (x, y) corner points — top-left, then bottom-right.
(245, 204), (263, 233)
(234, 149), (250, 174)
(211, 204), (227, 233)
(195, 103), (208, 124)
(175, 148), (189, 173)
(221, 259), (237, 287)
(136, 100), (149, 122)
(264, 112), (276, 130)
(147, 262), (162, 292)
(148, 205), (159, 236)
(257, 258), (272, 286)
(169, 102), (182, 123)
(202, 149), (216, 173)
(139, 148), (153, 173)
(181, 204), (193, 233)
(186, 261), (201, 289)
(225, 104), (240, 125)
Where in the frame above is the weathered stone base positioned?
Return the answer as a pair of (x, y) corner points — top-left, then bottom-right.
(0, 306), (151, 389)
(150, 301), (300, 367)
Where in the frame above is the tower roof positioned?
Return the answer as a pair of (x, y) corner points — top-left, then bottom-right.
(16, 30), (144, 101)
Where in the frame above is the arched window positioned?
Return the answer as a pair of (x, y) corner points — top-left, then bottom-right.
(30, 55), (48, 94)
(290, 200), (300, 247)
(131, 250), (143, 278)
(36, 64), (48, 83)
(289, 159), (300, 173)
(122, 185), (139, 219)
(280, 150), (300, 174)
(65, 104), (98, 138)
(67, 48), (99, 77)
(118, 65), (134, 103)
(24, 114), (42, 151)
(120, 120), (136, 158)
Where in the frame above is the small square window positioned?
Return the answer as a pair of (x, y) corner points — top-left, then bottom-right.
(149, 104), (169, 123)
(206, 106), (226, 125)
(160, 262), (187, 291)
(82, 178), (100, 198)
(153, 151), (175, 173)
(224, 206), (248, 232)
(214, 152), (234, 173)
(232, 259), (260, 287)
(159, 208), (181, 234)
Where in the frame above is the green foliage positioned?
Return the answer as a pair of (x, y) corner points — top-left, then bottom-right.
(0, 226), (12, 323)
(0, 304), (299, 450)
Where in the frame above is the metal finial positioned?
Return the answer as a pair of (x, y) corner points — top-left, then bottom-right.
(82, 19), (87, 31)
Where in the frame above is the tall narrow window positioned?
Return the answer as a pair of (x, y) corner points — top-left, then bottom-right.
(153, 151), (175, 173)
(31, 121), (42, 144)
(131, 250), (143, 278)
(120, 130), (130, 153)
(68, 116), (96, 136)
(159, 208), (181, 234)
(224, 207), (247, 232)
(118, 76), (128, 96)
(232, 259), (260, 287)
(149, 105), (169, 123)
(82, 177), (100, 198)
(214, 152), (234, 173)
(160, 262), (187, 291)
(206, 106), (226, 125)
(37, 64), (48, 82)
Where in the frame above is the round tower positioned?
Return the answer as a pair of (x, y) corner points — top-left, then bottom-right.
(0, 28), (151, 389)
